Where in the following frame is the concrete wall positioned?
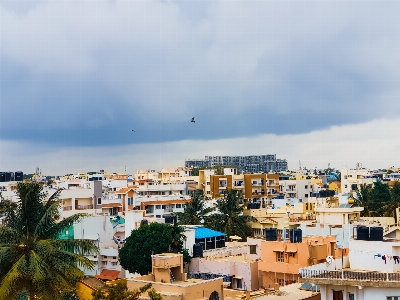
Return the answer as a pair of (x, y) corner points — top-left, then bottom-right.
(300, 223), (352, 248)
(320, 284), (400, 300)
(349, 240), (400, 272)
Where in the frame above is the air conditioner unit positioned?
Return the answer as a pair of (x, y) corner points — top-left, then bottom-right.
(326, 256), (333, 265)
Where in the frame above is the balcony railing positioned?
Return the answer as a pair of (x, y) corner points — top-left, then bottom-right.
(76, 205), (93, 210)
(63, 206), (73, 211)
(299, 269), (400, 282)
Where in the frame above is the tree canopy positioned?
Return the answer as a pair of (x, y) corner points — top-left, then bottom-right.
(0, 181), (98, 300)
(92, 282), (161, 300)
(355, 181), (400, 217)
(176, 194), (213, 225)
(119, 222), (190, 275)
(205, 189), (256, 240)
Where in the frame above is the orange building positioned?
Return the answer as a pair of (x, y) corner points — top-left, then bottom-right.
(258, 235), (348, 288)
(210, 173), (280, 202)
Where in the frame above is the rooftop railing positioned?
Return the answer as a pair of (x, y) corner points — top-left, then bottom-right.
(300, 269), (400, 282)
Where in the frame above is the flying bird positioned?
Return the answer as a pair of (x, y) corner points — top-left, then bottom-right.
(191, 117), (195, 123)
(131, 130), (135, 132)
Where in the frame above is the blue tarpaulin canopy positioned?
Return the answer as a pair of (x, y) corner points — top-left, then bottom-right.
(194, 227), (226, 239)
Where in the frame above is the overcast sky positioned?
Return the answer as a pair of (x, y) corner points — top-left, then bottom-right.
(1, 0), (400, 175)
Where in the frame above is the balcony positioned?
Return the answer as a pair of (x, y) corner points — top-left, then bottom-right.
(76, 205), (93, 210)
(63, 206), (73, 211)
(299, 269), (400, 287)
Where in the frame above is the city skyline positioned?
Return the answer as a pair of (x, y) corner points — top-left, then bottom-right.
(1, 1), (400, 175)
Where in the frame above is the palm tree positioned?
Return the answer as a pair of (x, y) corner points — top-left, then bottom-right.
(175, 193), (213, 225)
(381, 181), (400, 218)
(354, 183), (374, 217)
(0, 181), (98, 300)
(205, 190), (256, 240)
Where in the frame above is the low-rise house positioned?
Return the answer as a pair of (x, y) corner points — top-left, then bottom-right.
(258, 234), (347, 288)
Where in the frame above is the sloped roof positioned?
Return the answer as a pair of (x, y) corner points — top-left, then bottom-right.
(194, 227), (226, 239)
(95, 269), (120, 281)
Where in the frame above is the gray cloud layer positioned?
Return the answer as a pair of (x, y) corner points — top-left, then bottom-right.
(1, 0), (400, 146)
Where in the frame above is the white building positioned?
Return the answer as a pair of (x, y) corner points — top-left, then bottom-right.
(300, 238), (400, 300)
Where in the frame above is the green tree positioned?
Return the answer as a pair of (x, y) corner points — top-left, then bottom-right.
(119, 222), (190, 275)
(0, 181), (98, 300)
(205, 190), (256, 240)
(60, 289), (80, 300)
(371, 180), (391, 216)
(381, 181), (400, 217)
(354, 183), (374, 217)
(92, 282), (160, 300)
(176, 194), (213, 225)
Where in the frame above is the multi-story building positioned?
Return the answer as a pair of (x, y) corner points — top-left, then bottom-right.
(341, 167), (375, 194)
(208, 173), (280, 202)
(185, 155), (288, 173)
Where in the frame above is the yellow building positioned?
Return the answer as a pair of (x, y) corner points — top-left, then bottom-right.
(328, 181), (341, 194)
(76, 277), (107, 300)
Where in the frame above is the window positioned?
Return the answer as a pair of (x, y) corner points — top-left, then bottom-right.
(207, 182), (210, 185)
(387, 297), (400, 300)
(305, 194), (308, 198)
(306, 203), (308, 210)
(156, 205), (161, 209)
(103, 256), (107, 259)
(344, 175), (347, 179)
(162, 205), (166, 209)
(249, 245), (257, 254)
(97, 198), (102, 205)
(289, 252), (295, 258)
(156, 215), (161, 218)
(111, 262), (118, 266)
(276, 252), (284, 262)
(113, 256), (117, 259)
(128, 197), (133, 205)
(345, 185), (348, 188)
(117, 194), (122, 199)
(207, 191), (211, 194)
(277, 278), (284, 286)
(176, 204), (181, 208)
(305, 185), (308, 189)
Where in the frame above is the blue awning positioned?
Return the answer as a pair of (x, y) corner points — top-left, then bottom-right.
(194, 227), (226, 239)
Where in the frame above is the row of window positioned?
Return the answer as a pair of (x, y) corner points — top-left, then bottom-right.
(276, 251), (296, 262)
(154, 204), (183, 209)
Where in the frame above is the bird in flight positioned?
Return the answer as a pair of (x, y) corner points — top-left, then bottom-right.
(191, 117), (195, 123)
(132, 130), (135, 132)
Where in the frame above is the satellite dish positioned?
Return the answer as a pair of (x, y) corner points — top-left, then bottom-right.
(326, 256), (333, 265)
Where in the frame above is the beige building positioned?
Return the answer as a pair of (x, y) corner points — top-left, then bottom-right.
(126, 253), (225, 300)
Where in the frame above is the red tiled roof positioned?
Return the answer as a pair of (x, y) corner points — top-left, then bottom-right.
(95, 269), (120, 281)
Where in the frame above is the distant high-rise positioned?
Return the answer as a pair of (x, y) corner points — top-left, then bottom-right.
(185, 155), (288, 173)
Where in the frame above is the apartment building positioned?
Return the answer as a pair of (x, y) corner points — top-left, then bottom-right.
(185, 155), (288, 173)
(208, 173), (280, 203)
(341, 167), (375, 194)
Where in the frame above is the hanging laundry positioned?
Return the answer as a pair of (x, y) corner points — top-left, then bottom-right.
(382, 255), (387, 264)
(394, 256), (400, 264)
(374, 254), (382, 259)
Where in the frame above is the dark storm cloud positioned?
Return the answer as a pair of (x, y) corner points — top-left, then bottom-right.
(1, 0), (400, 146)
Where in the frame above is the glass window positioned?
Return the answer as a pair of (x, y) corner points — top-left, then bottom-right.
(176, 204), (181, 208)
(156, 205), (161, 209)
(249, 245), (257, 254)
(276, 252), (284, 262)
(97, 198), (101, 205)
